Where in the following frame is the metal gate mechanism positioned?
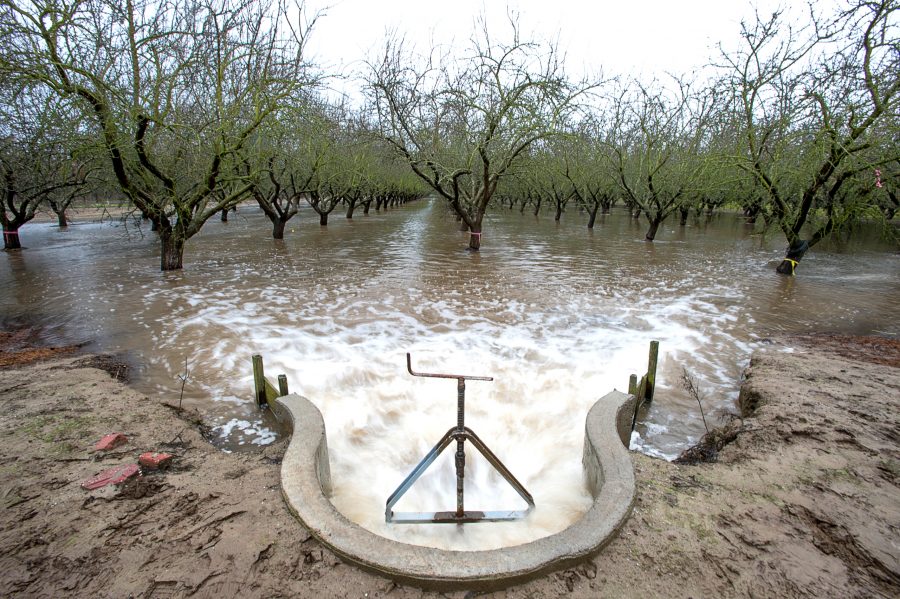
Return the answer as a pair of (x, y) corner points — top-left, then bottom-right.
(384, 353), (535, 524)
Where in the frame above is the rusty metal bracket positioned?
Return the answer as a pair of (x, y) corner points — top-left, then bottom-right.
(385, 353), (535, 524)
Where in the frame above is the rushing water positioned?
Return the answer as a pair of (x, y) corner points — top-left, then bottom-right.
(2, 201), (898, 550)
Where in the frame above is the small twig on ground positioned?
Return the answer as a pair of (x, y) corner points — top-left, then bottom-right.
(681, 367), (710, 434)
(178, 357), (190, 410)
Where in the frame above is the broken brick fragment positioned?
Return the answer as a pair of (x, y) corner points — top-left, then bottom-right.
(81, 463), (140, 490)
(138, 452), (173, 470)
(94, 433), (127, 452)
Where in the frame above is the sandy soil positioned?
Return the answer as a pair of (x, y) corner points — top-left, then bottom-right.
(0, 331), (897, 598)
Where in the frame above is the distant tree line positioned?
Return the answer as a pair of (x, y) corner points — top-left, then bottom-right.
(1, 0), (897, 275)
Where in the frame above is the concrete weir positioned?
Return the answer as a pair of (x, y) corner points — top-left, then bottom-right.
(275, 390), (637, 591)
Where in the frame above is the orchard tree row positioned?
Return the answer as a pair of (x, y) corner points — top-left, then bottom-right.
(0, 81), (425, 251)
(1, 0), (897, 274)
(0, 0), (427, 265)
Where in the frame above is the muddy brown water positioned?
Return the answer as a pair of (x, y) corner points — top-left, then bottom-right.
(2, 201), (898, 549)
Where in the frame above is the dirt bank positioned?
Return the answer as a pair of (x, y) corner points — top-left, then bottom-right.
(0, 333), (897, 598)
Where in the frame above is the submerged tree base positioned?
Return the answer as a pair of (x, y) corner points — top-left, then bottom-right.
(776, 258), (799, 275)
(775, 240), (810, 275)
(3, 229), (22, 250)
(159, 233), (186, 271)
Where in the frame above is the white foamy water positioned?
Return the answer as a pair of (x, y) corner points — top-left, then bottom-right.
(2, 200), (898, 550)
(142, 267), (687, 548)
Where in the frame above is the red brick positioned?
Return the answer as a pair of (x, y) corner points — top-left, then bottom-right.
(138, 452), (173, 470)
(94, 433), (127, 452)
(81, 463), (140, 490)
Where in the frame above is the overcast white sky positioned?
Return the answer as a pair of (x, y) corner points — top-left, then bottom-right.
(303, 0), (838, 94)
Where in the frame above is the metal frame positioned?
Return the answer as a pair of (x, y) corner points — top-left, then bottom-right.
(384, 353), (535, 524)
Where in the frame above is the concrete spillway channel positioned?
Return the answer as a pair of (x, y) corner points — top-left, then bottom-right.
(274, 390), (638, 591)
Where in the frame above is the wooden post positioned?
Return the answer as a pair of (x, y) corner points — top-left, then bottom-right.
(264, 378), (279, 403)
(646, 341), (659, 402)
(278, 374), (289, 397)
(631, 341), (660, 431)
(252, 354), (267, 408)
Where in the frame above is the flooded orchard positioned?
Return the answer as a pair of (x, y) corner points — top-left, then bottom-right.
(2, 200), (898, 551)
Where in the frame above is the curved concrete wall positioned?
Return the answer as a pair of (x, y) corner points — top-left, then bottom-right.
(275, 390), (636, 591)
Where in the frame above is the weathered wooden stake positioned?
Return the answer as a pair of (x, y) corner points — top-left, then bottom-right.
(630, 341), (660, 432)
(646, 341), (659, 402)
(278, 374), (289, 396)
(252, 354), (267, 408)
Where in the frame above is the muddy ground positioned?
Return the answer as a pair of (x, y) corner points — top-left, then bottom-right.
(0, 331), (897, 598)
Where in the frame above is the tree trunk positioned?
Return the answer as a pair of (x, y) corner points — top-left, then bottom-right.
(554, 203), (563, 222)
(533, 197), (542, 216)
(56, 210), (68, 228)
(159, 229), (185, 271)
(363, 202), (371, 215)
(319, 213), (328, 226)
(744, 204), (760, 225)
(679, 207), (689, 226)
(468, 227), (482, 250)
(3, 227), (21, 250)
(587, 206), (599, 229)
(776, 240), (809, 276)
(273, 218), (286, 240)
(221, 208), (228, 222)
(645, 217), (662, 241)
(883, 190), (897, 220)
(346, 202), (356, 219)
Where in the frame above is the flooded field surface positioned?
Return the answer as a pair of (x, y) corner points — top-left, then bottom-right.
(2, 201), (898, 550)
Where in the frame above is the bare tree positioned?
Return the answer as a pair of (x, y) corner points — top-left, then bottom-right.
(0, 0), (318, 269)
(0, 85), (93, 248)
(243, 103), (316, 239)
(564, 116), (620, 228)
(369, 16), (586, 250)
(516, 141), (576, 222)
(719, 1), (900, 274)
(606, 78), (718, 241)
(323, 111), (378, 221)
